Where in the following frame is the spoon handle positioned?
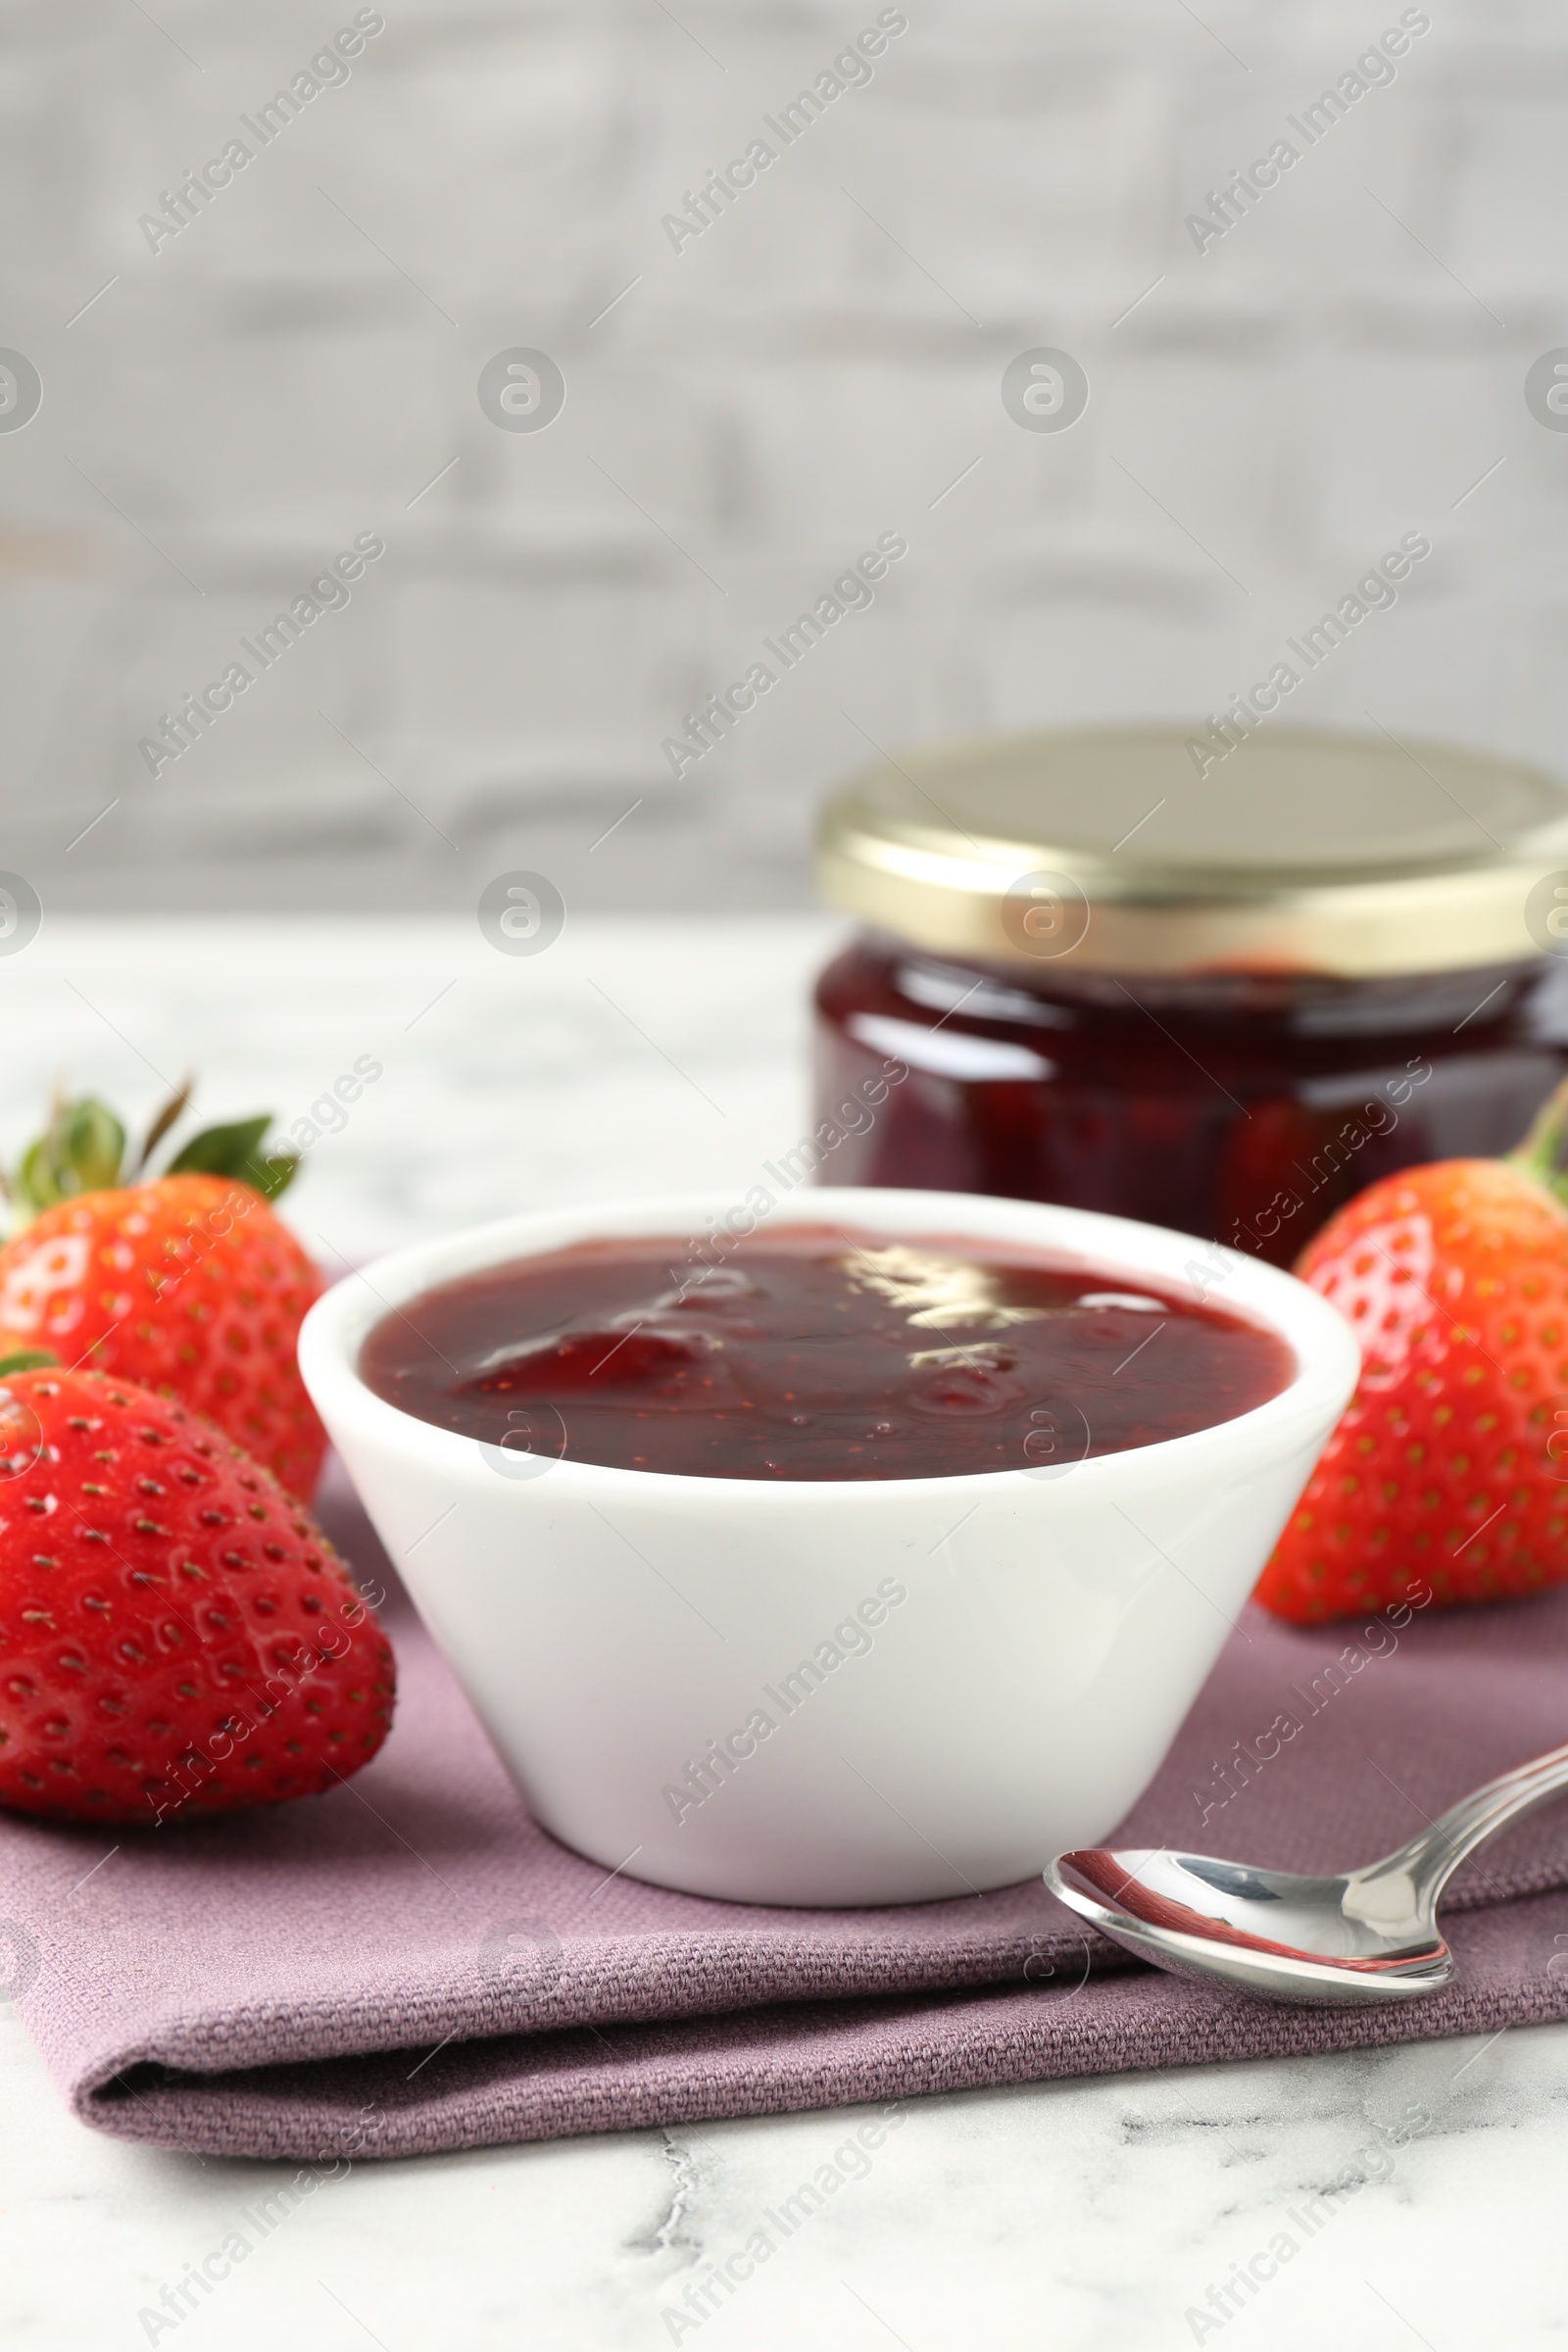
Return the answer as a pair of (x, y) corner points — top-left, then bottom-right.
(1389, 1740), (1568, 1904)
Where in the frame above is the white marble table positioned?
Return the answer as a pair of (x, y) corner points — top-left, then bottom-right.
(1, 913), (1562, 2352)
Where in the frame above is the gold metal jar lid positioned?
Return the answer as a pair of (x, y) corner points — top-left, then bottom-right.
(815, 725), (1568, 977)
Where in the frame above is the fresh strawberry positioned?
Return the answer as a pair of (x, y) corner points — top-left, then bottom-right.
(0, 1088), (325, 1498)
(1256, 1079), (1568, 1623)
(0, 1177), (326, 1501)
(0, 1368), (395, 1824)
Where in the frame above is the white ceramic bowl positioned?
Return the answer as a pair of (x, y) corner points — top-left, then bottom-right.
(299, 1189), (1358, 1907)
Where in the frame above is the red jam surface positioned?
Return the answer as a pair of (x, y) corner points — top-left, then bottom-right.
(359, 1227), (1295, 1481)
(813, 942), (1568, 1269)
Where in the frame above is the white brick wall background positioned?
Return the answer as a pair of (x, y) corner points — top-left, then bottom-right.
(3, 0), (1568, 916)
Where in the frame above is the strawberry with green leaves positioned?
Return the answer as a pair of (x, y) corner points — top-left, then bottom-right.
(0, 1085), (326, 1500)
(1257, 1076), (1568, 1623)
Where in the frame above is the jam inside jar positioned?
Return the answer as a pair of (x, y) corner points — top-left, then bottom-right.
(814, 943), (1568, 1269)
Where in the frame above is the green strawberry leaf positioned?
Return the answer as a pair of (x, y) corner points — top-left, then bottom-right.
(1509, 1072), (1568, 1209)
(12, 1097), (125, 1220)
(60, 1099), (125, 1192)
(11, 1138), (58, 1220)
(242, 1149), (300, 1202)
(167, 1117), (299, 1201)
(0, 1348), (57, 1376)
(8, 1087), (307, 1231)
(166, 1113), (272, 1176)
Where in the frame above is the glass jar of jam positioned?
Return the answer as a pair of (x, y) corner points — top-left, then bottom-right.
(812, 725), (1568, 1267)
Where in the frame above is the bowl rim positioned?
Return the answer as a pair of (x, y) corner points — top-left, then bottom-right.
(297, 1187), (1360, 1502)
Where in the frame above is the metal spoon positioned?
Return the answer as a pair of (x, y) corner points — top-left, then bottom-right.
(1045, 1740), (1568, 2005)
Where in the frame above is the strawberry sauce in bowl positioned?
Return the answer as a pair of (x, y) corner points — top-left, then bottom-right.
(358, 1228), (1294, 1482)
(300, 1188), (1357, 1905)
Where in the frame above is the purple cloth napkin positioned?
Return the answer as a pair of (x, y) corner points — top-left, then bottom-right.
(6, 1456), (1568, 2162)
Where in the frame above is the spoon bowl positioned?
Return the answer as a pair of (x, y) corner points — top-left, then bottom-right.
(1047, 1846), (1452, 2004)
(1047, 1738), (1568, 2004)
